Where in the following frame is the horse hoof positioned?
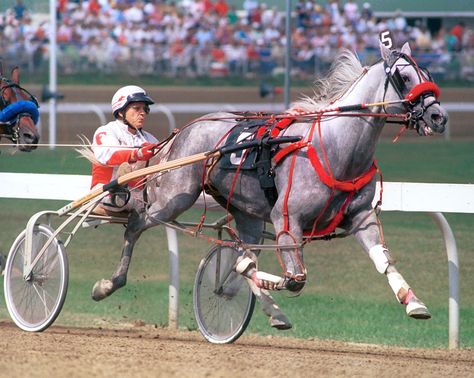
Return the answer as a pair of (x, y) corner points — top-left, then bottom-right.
(285, 275), (306, 295)
(406, 298), (431, 320)
(270, 314), (292, 330)
(91, 279), (113, 301)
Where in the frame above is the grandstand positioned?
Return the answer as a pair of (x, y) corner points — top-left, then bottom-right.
(1, 1), (473, 82)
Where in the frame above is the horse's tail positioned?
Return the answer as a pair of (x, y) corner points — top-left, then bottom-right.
(75, 135), (104, 166)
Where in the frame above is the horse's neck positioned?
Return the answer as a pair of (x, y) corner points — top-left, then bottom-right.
(319, 64), (386, 176)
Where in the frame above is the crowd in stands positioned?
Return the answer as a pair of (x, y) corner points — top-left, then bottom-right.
(1, 0), (474, 81)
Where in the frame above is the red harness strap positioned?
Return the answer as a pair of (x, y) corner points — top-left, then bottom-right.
(275, 115), (379, 238)
(273, 140), (308, 164)
(303, 192), (355, 237)
(270, 117), (294, 137)
(306, 145), (378, 192)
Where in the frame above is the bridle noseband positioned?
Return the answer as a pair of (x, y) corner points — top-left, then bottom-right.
(383, 52), (441, 132)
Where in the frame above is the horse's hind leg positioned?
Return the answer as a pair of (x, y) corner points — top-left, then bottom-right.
(92, 164), (203, 301)
(232, 211), (292, 330)
(348, 210), (431, 319)
(91, 211), (146, 301)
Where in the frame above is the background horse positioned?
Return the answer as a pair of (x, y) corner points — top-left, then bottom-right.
(0, 62), (40, 152)
(91, 43), (448, 328)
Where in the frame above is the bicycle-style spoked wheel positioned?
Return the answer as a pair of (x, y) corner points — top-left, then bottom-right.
(193, 244), (255, 344)
(4, 224), (68, 332)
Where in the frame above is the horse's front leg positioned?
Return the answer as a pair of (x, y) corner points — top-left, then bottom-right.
(272, 216), (307, 293)
(91, 211), (145, 301)
(347, 209), (431, 319)
(232, 212), (292, 330)
(237, 213), (306, 294)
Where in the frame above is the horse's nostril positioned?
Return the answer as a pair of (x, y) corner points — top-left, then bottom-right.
(431, 113), (447, 127)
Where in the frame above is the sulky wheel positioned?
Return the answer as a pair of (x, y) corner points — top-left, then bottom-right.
(193, 243), (255, 344)
(3, 224), (68, 332)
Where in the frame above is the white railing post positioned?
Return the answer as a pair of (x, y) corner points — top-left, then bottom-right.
(430, 212), (459, 349)
(166, 226), (179, 329)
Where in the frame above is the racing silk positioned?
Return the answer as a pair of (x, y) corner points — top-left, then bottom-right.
(91, 119), (158, 188)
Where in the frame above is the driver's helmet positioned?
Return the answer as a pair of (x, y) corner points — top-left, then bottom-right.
(111, 85), (154, 118)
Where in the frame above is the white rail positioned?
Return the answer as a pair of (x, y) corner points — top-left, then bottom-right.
(1, 172), (472, 349)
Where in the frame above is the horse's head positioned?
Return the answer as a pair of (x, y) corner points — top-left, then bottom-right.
(0, 64), (40, 151)
(380, 42), (448, 136)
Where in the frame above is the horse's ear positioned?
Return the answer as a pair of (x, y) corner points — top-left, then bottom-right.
(400, 42), (412, 56)
(11, 66), (20, 84)
(379, 41), (391, 62)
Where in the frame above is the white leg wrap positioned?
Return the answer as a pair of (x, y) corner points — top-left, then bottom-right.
(235, 257), (256, 275)
(368, 244), (390, 274)
(387, 272), (410, 303)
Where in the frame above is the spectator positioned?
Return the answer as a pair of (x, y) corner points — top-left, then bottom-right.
(87, 0), (101, 16)
(227, 5), (238, 25)
(416, 25), (432, 52)
(12, 0), (27, 20)
(361, 2), (373, 21)
(450, 21), (465, 50)
(209, 41), (228, 76)
(124, 1), (145, 24)
(214, 0), (228, 18)
(194, 39), (213, 76)
(393, 9), (407, 31)
(223, 39), (245, 74)
(294, 41), (314, 78)
(195, 22), (214, 47)
(343, 0), (359, 28)
(295, 0), (309, 29)
(257, 40), (275, 76)
(243, 0), (258, 24)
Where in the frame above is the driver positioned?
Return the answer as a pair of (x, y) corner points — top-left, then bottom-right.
(90, 85), (158, 215)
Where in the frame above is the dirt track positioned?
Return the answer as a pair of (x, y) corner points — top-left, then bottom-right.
(1, 321), (473, 378)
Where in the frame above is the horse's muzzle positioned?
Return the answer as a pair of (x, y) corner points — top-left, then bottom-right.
(425, 104), (448, 134)
(414, 101), (448, 136)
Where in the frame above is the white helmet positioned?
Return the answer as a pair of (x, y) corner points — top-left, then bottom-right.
(111, 85), (154, 118)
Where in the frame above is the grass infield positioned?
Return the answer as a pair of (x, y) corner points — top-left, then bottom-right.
(0, 140), (473, 348)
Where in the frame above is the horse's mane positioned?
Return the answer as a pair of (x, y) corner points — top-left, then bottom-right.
(290, 48), (365, 112)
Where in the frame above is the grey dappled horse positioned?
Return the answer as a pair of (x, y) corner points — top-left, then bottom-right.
(92, 43), (448, 328)
(0, 63), (40, 151)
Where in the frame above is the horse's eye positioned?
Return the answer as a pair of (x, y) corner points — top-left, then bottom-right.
(401, 75), (410, 83)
